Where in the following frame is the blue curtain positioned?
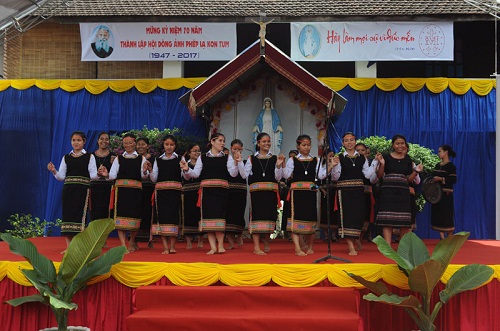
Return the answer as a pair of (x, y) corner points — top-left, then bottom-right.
(0, 84), (495, 239)
(329, 86), (496, 239)
(0, 86), (206, 233)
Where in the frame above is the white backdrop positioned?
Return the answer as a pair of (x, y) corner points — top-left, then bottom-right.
(218, 90), (320, 159)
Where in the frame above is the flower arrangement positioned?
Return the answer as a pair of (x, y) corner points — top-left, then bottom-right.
(109, 126), (206, 157)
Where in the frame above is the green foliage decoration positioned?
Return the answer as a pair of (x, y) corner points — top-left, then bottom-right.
(109, 126), (205, 157)
(346, 232), (494, 331)
(6, 213), (62, 238)
(1, 218), (127, 331)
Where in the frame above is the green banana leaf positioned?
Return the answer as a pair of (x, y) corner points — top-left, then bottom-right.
(397, 232), (430, 268)
(372, 235), (413, 275)
(431, 232), (469, 269)
(58, 218), (117, 285)
(408, 259), (444, 298)
(364, 293), (421, 308)
(5, 293), (46, 307)
(439, 264), (494, 303)
(344, 271), (391, 296)
(0, 233), (57, 284)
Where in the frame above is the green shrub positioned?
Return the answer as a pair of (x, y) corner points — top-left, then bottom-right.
(5, 214), (62, 238)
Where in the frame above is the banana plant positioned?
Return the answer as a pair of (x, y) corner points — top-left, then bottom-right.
(347, 232), (494, 331)
(1, 218), (127, 331)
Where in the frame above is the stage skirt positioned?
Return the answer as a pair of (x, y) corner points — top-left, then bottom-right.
(199, 179), (228, 232)
(152, 181), (181, 237)
(288, 181), (317, 235)
(136, 181), (154, 241)
(376, 174), (411, 228)
(114, 179), (142, 230)
(431, 188), (455, 232)
(336, 179), (365, 239)
(226, 182), (247, 234)
(249, 182), (279, 234)
(182, 182), (201, 235)
(90, 179), (113, 220)
(61, 176), (90, 235)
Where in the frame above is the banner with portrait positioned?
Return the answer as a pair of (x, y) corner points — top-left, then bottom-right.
(80, 23), (237, 61)
(290, 22), (453, 61)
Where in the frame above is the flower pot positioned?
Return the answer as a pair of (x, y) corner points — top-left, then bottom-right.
(39, 327), (90, 331)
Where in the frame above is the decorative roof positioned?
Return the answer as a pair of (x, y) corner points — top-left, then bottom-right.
(37, 0), (492, 20)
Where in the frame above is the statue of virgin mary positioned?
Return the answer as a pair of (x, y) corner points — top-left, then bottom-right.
(252, 97), (283, 155)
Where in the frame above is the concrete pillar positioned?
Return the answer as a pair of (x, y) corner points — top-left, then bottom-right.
(355, 61), (376, 78)
(162, 61), (184, 78)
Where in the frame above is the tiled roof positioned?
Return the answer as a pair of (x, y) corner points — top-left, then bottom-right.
(38, 0), (492, 19)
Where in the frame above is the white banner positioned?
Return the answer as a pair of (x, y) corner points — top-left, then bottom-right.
(291, 22), (453, 61)
(80, 23), (237, 61)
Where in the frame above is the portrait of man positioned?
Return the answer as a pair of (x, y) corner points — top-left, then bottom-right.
(91, 25), (114, 58)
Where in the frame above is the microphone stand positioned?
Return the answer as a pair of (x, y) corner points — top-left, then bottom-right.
(313, 109), (351, 264)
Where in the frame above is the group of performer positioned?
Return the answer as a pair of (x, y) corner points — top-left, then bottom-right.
(47, 130), (457, 256)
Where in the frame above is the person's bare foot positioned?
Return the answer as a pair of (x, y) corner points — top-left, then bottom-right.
(264, 243), (270, 253)
(348, 250), (358, 256)
(356, 239), (363, 251)
(127, 246), (137, 253)
(217, 248), (226, 254)
(197, 240), (204, 248)
(169, 248), (177, 254)
(148, 241), (154, 249)
(306, 249), (314, 255)
(161, 250), (170, 255)
(186, 242), (193, 250)
(237, 236), (244, 247)
(253, 250), (267, 255)
(60, 249), (67, 254)
(295, 250), (307, 256)
(207, 249), (217, 255)
(227, 244), (234, 250)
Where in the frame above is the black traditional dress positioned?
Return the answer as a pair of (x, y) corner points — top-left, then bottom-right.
(226, 160), (247, 235)
(248, 155), (279, 234)
(137, 155), (155, 242)
(431, 162), (457, 232)
(335, 154), (366, 239)
(114, 155), (143, 230)
(182, 162), (202, 236)
(288, 157), (318, 235)
(376, 154), (413, 228)
(151, 157), (182, 237)
(198, 154), (230, 232)
(90, 152), (114, 220)
(61, 153), (91, 235)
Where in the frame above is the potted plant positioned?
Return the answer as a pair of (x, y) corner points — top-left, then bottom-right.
(347, 232), (494, 331)
(1, 218), (127, 331)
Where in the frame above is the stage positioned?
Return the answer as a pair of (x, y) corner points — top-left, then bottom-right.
(1, 237), (499, 330)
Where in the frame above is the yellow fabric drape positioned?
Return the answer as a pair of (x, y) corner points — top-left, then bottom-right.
(0, 78), (494, 96)
(1, 261), (499, 289)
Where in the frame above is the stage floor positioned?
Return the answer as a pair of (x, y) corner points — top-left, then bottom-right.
(1, 236), (500, 265)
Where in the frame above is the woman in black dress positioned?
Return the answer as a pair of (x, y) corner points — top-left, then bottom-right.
(48, 131), (98, 252)
(431, 145), (457, 239)
(180, 133), (241, 254)
(90, 132), (115, 221)
(374, 134), (423, 244)
(136, 137), (155, 248)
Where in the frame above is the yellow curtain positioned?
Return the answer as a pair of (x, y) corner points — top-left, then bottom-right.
(0, 78), (494, 96)
(1, 261), (498, 289)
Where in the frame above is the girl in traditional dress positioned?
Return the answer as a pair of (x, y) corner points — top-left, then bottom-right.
(282, 134), (327, 256)
(431, 145), (457, 239)
(181, 144), (204, 249)
(150, 135), (183, 254)
(374, 134), (423, 244)
(180, 133), (241, 254)
(136, 137), (155, 248)
(226, 139), (247, 249)
(240, 133), (285, 255)
(90, 132), (115, 220)
(99, 133), (150, 252)
(48, 131), (98, 252)
(330, 133), (377, 255)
